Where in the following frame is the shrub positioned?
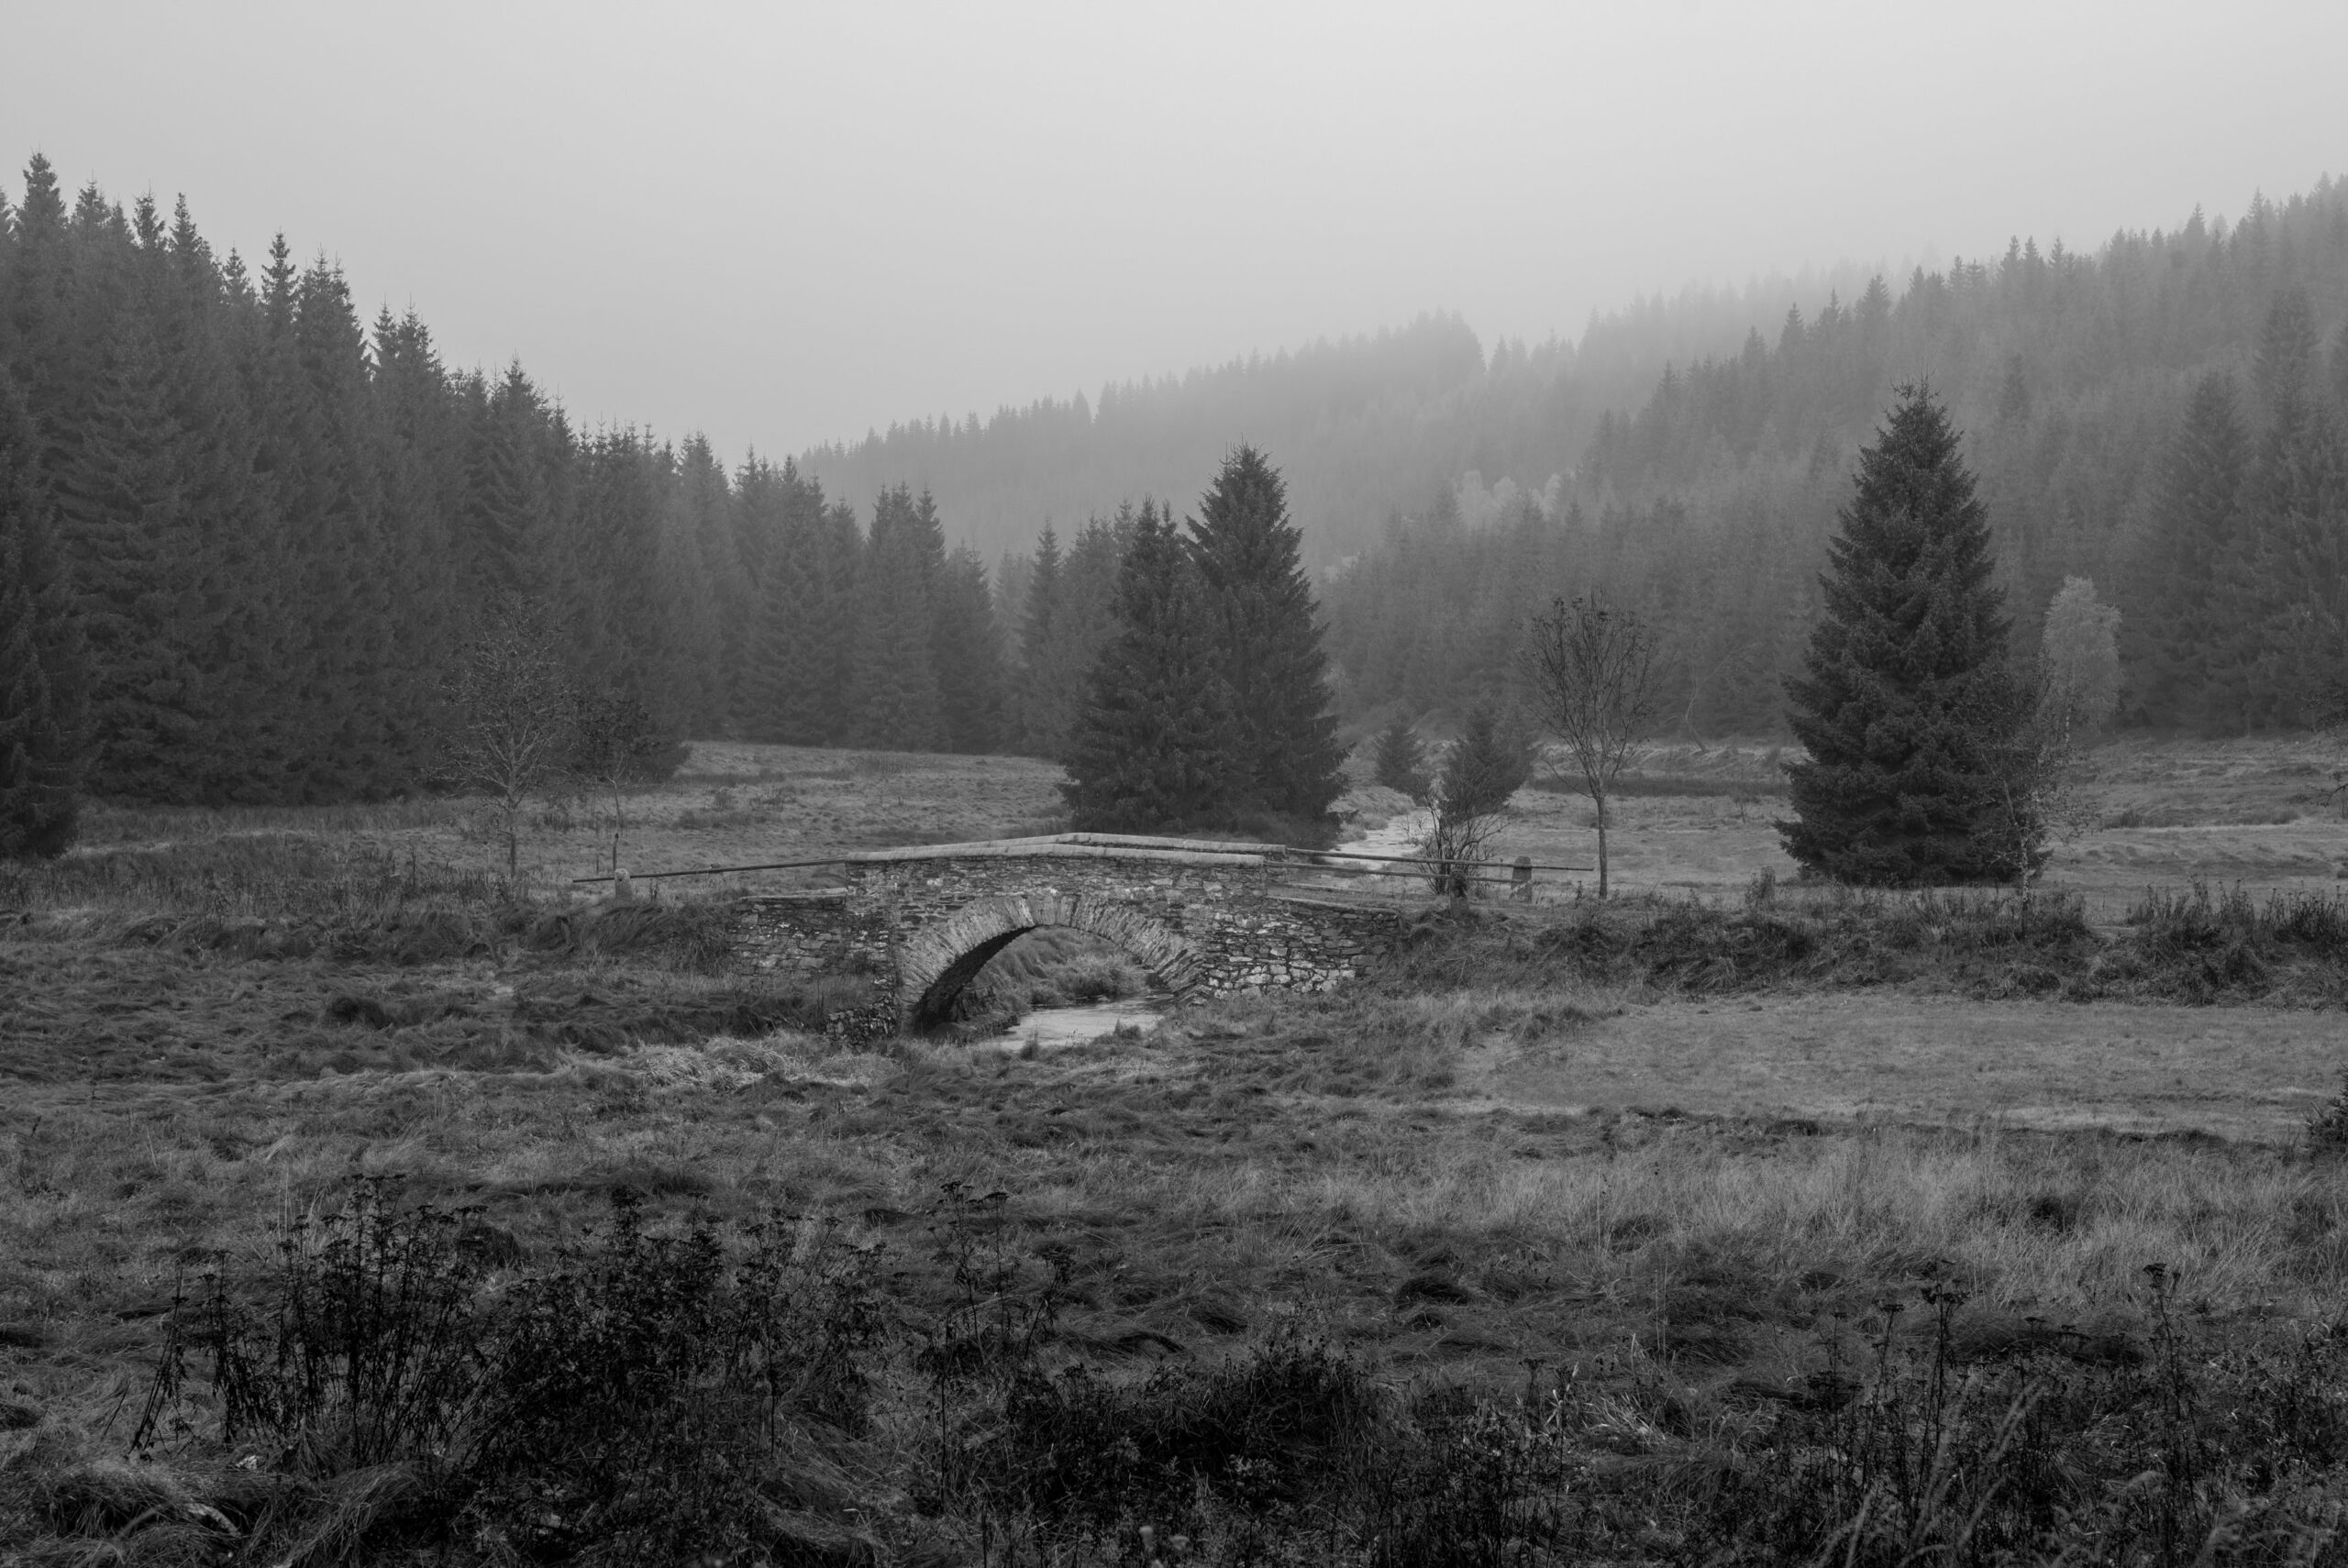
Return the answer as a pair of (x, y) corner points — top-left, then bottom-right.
(136, 1180), (487, 1480)
(1707, 1277), (2348, 1566)
(469, 1192), (881, 1564)
(131, 1185), (884, 1566)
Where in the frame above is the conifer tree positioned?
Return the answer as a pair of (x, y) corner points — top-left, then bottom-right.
(847, 491), (943, 749)
(932, 547), (1006, 754)
(1782, 386), (2037, 885)
(1014, 524), (1065, 754)
(2227, 292), (2348, 724)
(50, 317), (207, 800)
(464, 362), (559, 599)
(813, 498), (864, 741)
(287, 259), (399, 796)
(1371, 712), (1428, 800)
(1187, 445), (1345, 828)
(739, 462), (835, 745)
(0, 368), (86, 856)
(1423, 700), (1530, 895)
(2126, 373), (2246, 727)
(1063, 502), (1233, 831)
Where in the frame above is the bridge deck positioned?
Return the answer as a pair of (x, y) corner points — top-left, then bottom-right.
(841, 832), (1285, 867)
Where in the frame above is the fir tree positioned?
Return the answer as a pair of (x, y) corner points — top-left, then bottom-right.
(813, 498), (864, 742)
(2229, 291), (2348, 724)
(1370, 712), (1428, 799)
(932, 548), (1006, 754)
(50, 317), (207, 800)
(1062, 502), (1233, 831)
(287, 259), (399, 795)
(740, 462), (835, 745)
(1423, 700), (1530, 895)
(0, 366), (86, 856)
(1782, 386), (2037, 885)
(846, 491), (942, 749)
(463, 362), (559, 599)
(1187, 445), (1344, 827)
(2330, 318), (2348, 416)
(2126, 373), (2246, 727)
(1013, 524), (1065, 754)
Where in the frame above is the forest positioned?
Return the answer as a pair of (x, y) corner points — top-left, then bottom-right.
(5, 154), (2346, 835)
(1327, 182), (2348, 736)
(0, 152), (1118, 822)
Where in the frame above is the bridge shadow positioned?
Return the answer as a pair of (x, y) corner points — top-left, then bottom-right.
(900, 894), (1198, 1032)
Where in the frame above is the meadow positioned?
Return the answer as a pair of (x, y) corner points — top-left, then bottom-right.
(4, 736), (2347, 1564)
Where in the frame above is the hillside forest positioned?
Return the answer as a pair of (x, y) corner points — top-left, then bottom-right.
(3, 153), (2346, 830)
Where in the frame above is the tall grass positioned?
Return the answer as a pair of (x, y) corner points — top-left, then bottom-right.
(72, 1173), (2348, 1565)
(127, 1185), (886, 1566)
(0, 833), (502, 922)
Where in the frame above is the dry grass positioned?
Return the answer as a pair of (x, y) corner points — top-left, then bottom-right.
(1448, 733), (2348, 918)
(1488, 991), (2343, 1142)
(6, 734), (2348, 1561)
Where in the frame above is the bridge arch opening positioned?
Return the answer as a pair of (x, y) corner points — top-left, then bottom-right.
(899, 894), (1199, 1032)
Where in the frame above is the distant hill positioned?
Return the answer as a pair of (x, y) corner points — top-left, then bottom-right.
(798, 268), (1895, 567)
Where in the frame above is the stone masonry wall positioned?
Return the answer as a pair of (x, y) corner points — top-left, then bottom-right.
(725, 837), (1401, 1037)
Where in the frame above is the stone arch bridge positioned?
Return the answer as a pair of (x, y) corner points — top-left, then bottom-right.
(726, 834), (1403, 1035)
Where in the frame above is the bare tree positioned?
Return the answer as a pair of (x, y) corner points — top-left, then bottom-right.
(570, 688), (666, 874)
(1522, 593), (1659, 898)
(441, 600), (574, 883)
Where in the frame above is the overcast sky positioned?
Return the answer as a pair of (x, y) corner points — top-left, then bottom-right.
(7, 1), (2342, 460)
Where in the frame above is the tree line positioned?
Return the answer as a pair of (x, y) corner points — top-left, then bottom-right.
(9, 152), (2344, 860)
(0, 155), (1146, 854)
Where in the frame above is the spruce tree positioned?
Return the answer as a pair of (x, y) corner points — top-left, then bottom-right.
(1370, 712), (1428, 799)
(0, 368), (86, 856)
(2126, 373), (2246, 727)
(2228, 291), (2348, 724)
(846, 491), (943, 750)
(1782, 386), (2036, 885)
(744, 518), (832, 745)
(740, 462), (834, 745)
(1062, 502), (1233, 831)
(1187, 445), (1345, 828)
(814, 498), (864, 742)
(1013, 525), (1065, 755)
(50, 317), (207, 801)
(932, 548), (1006, 754)
(1423, 700), (1530, 895)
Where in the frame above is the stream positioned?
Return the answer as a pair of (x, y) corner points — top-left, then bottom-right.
(981, 995), (1167, 1052)
(972, 811), (1434, 1053)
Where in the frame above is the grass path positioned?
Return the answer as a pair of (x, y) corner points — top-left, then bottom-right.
(1483, 994), (2342, 1143)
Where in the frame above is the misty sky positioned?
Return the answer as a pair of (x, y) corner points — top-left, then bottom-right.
(9, 1), (2343, 462)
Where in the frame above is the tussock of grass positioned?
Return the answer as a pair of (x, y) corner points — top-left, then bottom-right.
(2122, 881), (2348, 1000)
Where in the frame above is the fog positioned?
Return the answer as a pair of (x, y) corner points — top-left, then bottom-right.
(8, 0), (2342, 458)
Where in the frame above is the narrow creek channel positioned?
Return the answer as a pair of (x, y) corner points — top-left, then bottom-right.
(970, 810), (1430, 1053)
(980, 996), (1167, 1053)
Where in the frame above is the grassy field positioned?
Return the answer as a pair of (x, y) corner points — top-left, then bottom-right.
(5, 735), (2348, 1563)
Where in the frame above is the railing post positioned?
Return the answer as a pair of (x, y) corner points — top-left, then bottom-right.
(1512, 856), (1533, 901)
